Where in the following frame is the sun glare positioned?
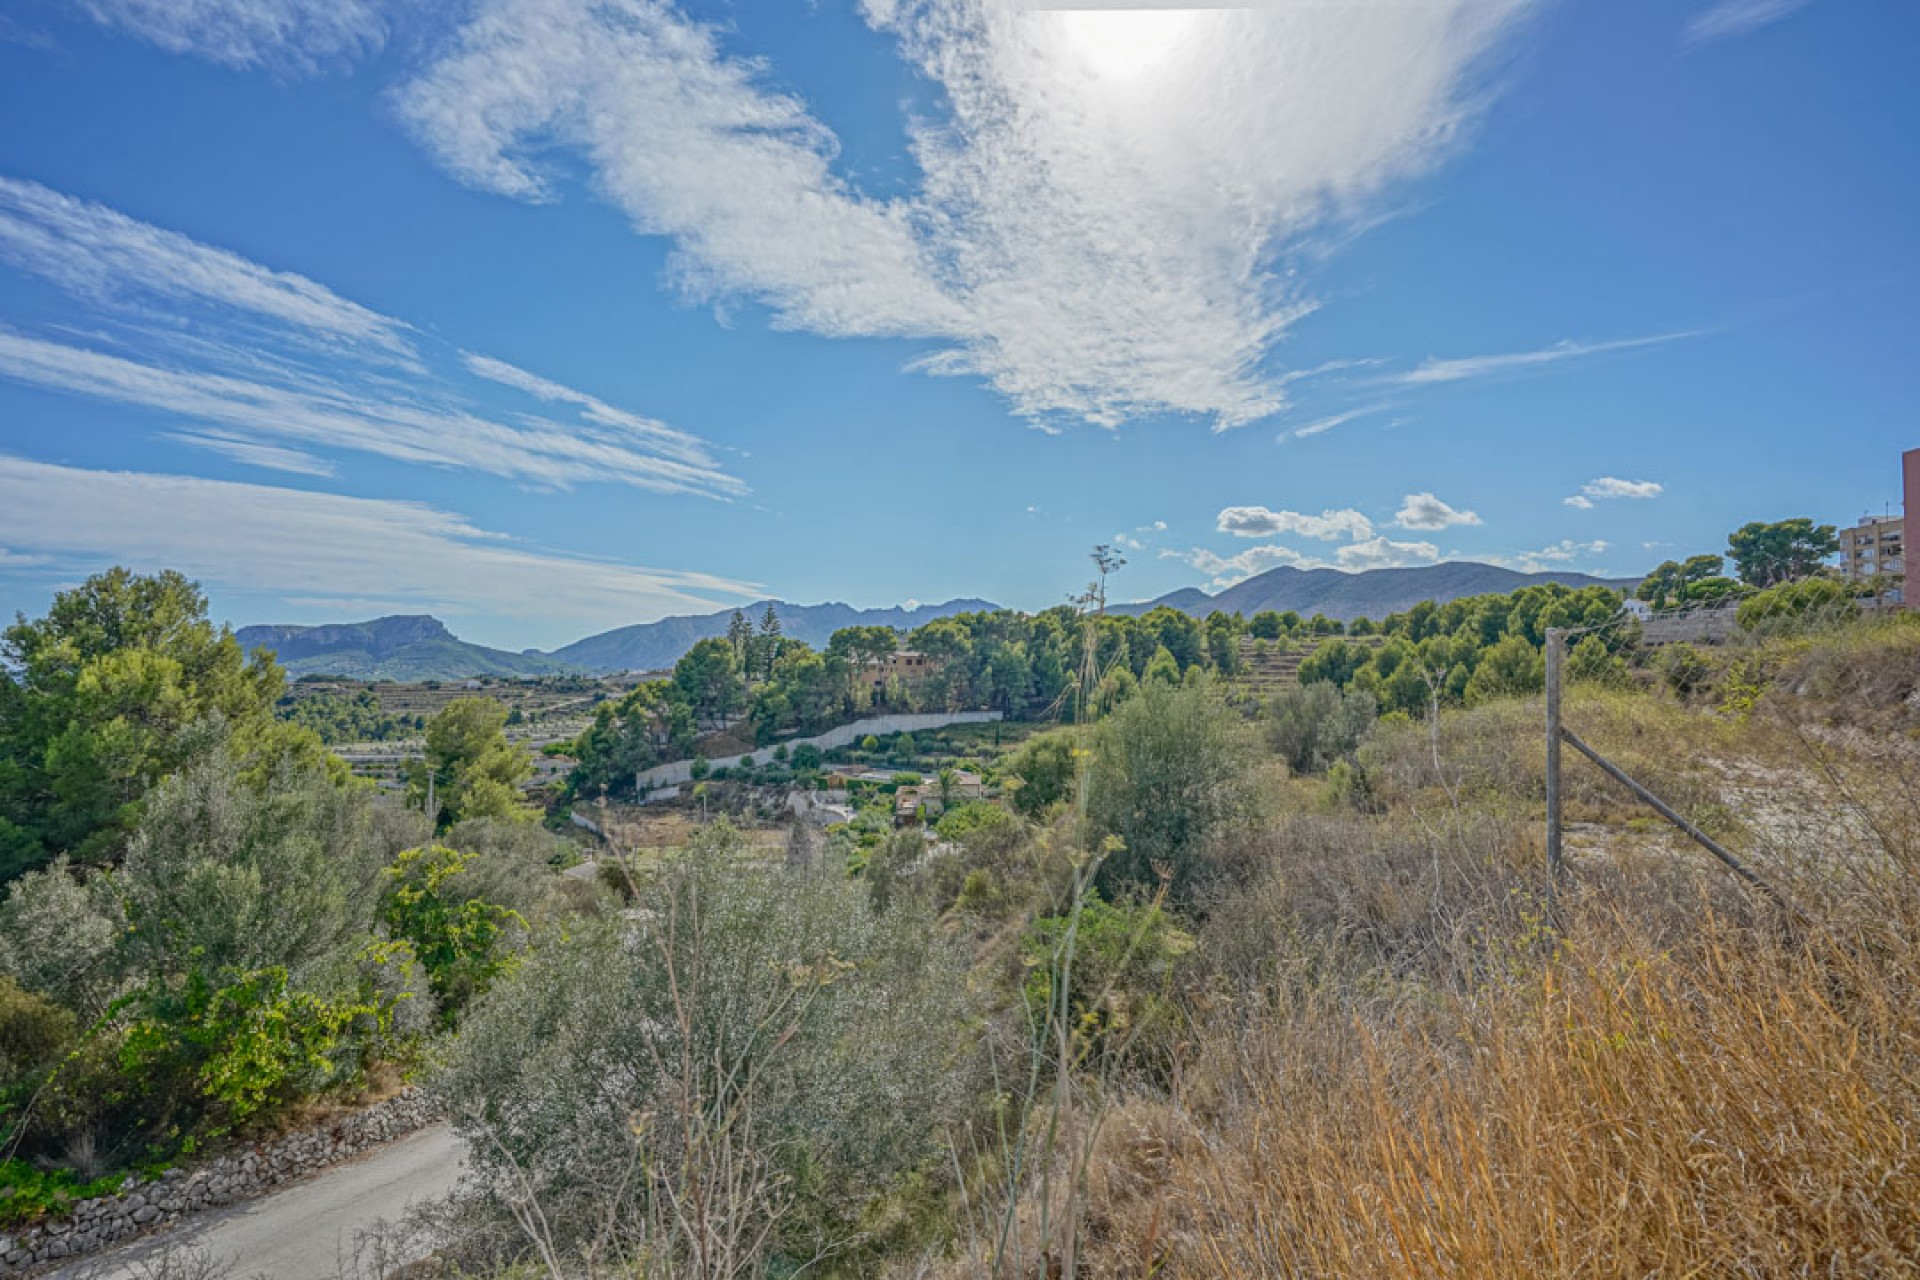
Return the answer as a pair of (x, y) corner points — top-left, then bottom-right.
(1058, 8), (1202, 79)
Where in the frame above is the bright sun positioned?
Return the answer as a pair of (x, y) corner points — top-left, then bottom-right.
(1057, 8), (1202, 79)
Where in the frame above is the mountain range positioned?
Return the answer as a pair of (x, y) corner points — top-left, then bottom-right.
(1113, 562), (1635, 622)
(544, 598), (999, 673)
(234, 616), (576, 682)
(238, 563), (1639, 681)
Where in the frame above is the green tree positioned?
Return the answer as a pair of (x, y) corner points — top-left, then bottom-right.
(1464, 634), (1545, 704)
(1250, 611), (1285, 640)
(1002, 729), (1077, 818)
(1735, 576), (1858, 634)
(1298, 637), (1365, 688)
(1266, 682), (1376, 775)
(381, 844), (524, 1020)
(1727, 518), (1840, 588)
(725, 609), (752, 664)
(1085, 679), (1261, 907)
(1566, 634), (1630, 688)
(0, 569), (284, 875)
(1143, 644), (1181, 685)
(674, 637), (745, 729)
(407, 698), (536, 830)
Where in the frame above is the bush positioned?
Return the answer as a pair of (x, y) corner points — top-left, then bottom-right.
(1736, 576), (1859, 635)
(1002, 729), (1077, 818)
(1658, 643), (1714, 700)
(380, 845), (525, 1021)
(1085, 679), (1263, 908)
(1266, 683), (1377, 775)
(433, 822), (973, 1273)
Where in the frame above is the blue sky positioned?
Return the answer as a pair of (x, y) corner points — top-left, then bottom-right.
(0, 0), (1914, 650)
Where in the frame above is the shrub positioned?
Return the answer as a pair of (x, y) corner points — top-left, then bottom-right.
(1658, 642), (1714, 700)
(1023, 894), (1193, 1071)
(1736, 576), (1858, 635)
(1266, 682), (1376, 775)
(433, 822), (974, 1273)
(380, 845), (525, 1020)
(1085, 679), (1262, 908)
(1002, 729), (1078, 818)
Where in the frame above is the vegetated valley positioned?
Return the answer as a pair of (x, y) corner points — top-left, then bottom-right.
(1, 523), (1915, 1278)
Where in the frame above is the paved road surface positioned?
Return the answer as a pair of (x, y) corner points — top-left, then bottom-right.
(50, 1124), (465, 1280)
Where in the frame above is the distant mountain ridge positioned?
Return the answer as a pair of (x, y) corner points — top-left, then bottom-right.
(547, 598), (1001, 673)
(236, 615), (577, 682)
(1115, 562), (1637, 623)
(237, 599), (1005, 682)
(239, 565), (1637, 682)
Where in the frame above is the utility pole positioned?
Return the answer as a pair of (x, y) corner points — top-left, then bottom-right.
(1544, 626), (1564, 920)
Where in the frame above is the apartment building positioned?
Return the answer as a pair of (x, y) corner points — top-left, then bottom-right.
(1838, 513), (1904, 588)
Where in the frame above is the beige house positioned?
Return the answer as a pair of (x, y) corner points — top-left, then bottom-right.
(1838, 513), (1904, 593)
(859, 650), (944, 699)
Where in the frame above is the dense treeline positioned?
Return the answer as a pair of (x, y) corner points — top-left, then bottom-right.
(564, 601), (1251, 798)
(275, 687), (418, 744)
(0, 572), (577, 1219)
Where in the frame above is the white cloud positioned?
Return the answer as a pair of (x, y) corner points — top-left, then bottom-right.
(1394, 491), (1480, 530)
(1685, 0), (1812, 44)
(1491, 538), (1610, 573)
(1287, 406), (1380, 440)
(1181, 543), (1305, 588)
(1563, 495), (1594, 509)
(0, 177), (413, 361)
(1174, 532), (1439, 586)
(0, 332), (744, 498)
(77, 0), (386, 71)
(1216, 505), (1373, 541)
(164, 431), (337, 477)
(399, 0), (1538, 429)
(1395, 332), (1692, 386)
(0, 179), (745, 499)
(462, 353), (716, 468)
(0, 454), (756, 632)
(1580, 476), (1663, 500)
(1333, 536), (1440, 571)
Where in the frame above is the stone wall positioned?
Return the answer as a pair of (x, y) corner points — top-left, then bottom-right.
(1, 1089), (443, 1274)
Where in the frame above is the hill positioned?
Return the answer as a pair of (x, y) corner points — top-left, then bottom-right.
(1117, 561), (1637, 622)
(547, 598), (1001, 673)
(236, 615), (579, 682)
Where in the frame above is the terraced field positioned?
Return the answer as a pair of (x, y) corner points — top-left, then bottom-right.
(287, 675), (654, 790)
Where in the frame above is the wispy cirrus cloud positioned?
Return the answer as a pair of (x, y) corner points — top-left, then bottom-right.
(0, 177), (414, 361)
(397, 0), (1538, 430)
(1394, 332), (1695, 386)
(1283, 404), (1391, 441)
(164, 431), (337, 477)
(77, 0), (387, 71)
(0, 176), (745, 498)
(1684, 0), (1813, 44)
(0, 331), (744, 497)
(1216, 505), (1373, 541)
(0, 454), (756, 643)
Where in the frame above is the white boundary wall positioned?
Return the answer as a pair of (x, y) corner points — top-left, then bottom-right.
(633, 711), (1003, 792)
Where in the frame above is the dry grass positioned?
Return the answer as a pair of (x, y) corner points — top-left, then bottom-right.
(970, 626), (1920, 1279)
(1066, 889), (1920, 1278)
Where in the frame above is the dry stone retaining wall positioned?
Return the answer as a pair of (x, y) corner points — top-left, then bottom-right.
(0, 1089), (443, 1274)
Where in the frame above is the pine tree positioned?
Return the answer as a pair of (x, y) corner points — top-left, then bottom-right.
(726, 609), (751, 663)
(757, 603), (783, 680)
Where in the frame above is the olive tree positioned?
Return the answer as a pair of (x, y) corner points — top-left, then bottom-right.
(1085, 678), (1263, 908)
(432, 822), (974, 1274)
